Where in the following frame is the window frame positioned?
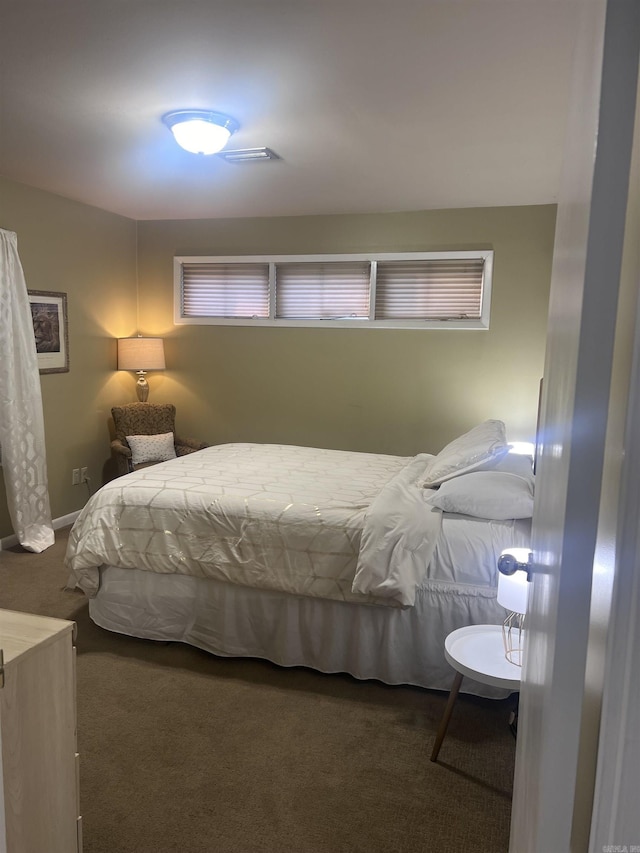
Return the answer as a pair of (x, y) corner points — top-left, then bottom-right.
(174, 250), (493, 330)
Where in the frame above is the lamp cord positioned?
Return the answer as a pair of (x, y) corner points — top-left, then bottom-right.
(83, 476), (94, 498)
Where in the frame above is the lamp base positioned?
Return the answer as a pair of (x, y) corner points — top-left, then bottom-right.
(135, 371), (149, 402)
(502, 612), (525, 667)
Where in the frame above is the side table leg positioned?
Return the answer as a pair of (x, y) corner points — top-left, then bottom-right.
(430, 670), (464, 762)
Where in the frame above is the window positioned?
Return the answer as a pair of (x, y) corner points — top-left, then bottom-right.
(180, 261), (269, 319)
(276, 261), (370, 320)
(175, 251), (493, 329)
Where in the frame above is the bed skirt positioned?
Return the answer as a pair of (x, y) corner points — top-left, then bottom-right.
(89, 566), (512, 698)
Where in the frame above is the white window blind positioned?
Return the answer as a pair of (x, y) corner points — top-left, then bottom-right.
(175, 251), (492, 329)
(181, 262), (270, 318)
(275, 262), (370, 319)
(375, 259), (485, 320)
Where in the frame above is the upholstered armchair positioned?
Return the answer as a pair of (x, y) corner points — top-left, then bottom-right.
(110, 403), (208, 476)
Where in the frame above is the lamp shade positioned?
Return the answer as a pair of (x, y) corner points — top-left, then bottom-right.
(162, 110), (239, 155)
(497, 567), (529, 615)
(117, 337), (165, 371)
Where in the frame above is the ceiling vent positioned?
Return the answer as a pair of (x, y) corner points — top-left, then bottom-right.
(217, 147), (281, 163)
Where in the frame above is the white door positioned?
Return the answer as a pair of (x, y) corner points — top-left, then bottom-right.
(510, 1), (640, 851)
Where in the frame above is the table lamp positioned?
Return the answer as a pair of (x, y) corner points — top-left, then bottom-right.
(117, 337), (165, 402)
(497, 548), (531, 666)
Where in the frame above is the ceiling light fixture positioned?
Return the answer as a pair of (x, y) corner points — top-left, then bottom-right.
(162, 110), (239, 155)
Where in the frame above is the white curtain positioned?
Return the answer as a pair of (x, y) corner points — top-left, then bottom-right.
(0, 229), (54, 552)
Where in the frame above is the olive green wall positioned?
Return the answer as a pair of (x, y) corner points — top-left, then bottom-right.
(0, 177), (137, 539)
(0, 194), (555, 542)
(137, 205), (555, 456)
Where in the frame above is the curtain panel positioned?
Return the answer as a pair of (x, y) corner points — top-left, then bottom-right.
(0, 229), (54, 552)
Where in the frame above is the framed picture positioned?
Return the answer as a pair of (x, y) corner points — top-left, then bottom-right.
(27, 290), (69, 374)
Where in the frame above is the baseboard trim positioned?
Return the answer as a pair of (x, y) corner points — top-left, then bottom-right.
(0, 511), (81, 551)
(52, 511), (81, 531)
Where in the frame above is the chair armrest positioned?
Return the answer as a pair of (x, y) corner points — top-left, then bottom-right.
(111, 438), (134, 476)
(175, 435), (208, 452)
(111, 438), (132, 458)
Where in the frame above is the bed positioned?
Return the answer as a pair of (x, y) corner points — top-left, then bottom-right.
(65, 421), (534, 697)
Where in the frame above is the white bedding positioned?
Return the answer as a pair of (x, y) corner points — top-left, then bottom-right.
(86, 514), (531, 696)
(66, 441), (532, 695)
(66, 443), (442, 608)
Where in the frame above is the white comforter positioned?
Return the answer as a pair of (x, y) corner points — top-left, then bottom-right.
(66, 443), (442, 607)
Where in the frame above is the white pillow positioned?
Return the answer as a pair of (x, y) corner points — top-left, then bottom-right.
(126, 432), (176, 465)
(425, 471), (534, 519)
(479, 449), (534, 481)
(420, 420), (509, 488)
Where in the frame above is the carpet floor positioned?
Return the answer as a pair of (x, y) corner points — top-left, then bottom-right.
(0, 528), (515, 853)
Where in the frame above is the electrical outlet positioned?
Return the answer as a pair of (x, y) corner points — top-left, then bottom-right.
(80, 467), (88, 482)
(72, 468), (80, 485)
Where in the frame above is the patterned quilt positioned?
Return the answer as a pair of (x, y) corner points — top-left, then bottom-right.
(66, 443), (442, 607)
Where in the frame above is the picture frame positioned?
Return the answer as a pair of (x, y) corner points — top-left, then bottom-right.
(27, 290), (69, 374)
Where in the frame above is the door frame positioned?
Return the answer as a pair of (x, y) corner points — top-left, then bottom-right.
(510, 1), (640, 850)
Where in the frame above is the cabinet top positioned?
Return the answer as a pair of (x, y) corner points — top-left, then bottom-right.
(0, 609), (75, 666)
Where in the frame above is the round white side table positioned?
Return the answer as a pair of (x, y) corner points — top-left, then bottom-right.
(430, 624), (521, 762)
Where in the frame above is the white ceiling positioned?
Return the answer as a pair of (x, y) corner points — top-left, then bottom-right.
(0, 1), (580, 221)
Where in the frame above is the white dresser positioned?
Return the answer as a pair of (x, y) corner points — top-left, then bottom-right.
(0, 609), (81, 853)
